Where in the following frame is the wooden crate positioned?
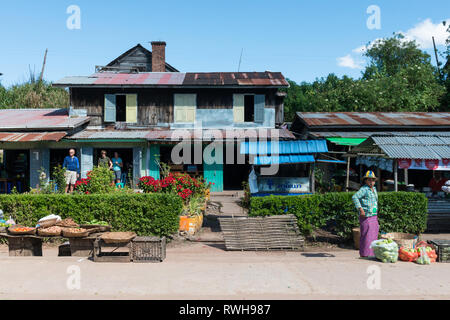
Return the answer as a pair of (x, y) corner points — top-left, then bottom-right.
(93, 239), (131, 263)
(69, 238), (96, 257)
(8, 236), (43, 256)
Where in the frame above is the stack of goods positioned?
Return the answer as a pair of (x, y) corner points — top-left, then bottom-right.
(370, 239), (398, 263)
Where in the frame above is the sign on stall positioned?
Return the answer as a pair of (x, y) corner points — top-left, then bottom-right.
(398, 159), (450, 171)
(257, 177), (310, 193)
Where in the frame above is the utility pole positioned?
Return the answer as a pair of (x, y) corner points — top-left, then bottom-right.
(237, 48), (243, 72)
(432, 36), (442, 81)
(39, 48), (48, 82)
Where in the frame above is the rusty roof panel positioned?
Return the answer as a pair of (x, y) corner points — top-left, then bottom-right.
(0, 109), (89, 130)
(54, 72), (288, 87)
(0, 132), (67, 142)
(297, 112), (450, 127)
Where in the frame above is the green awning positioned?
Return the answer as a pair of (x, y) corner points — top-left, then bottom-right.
(326, 137), (367, 146)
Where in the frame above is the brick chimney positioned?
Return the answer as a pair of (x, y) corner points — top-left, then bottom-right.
(151, 41), (166, 72)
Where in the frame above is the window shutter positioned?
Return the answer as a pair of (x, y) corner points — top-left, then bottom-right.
(126, 94), (138, 123)
(174, 94), (196, 123)
(233, 94), (244, 123)
(104, 94), (116, 122)
(254, 94), (265, 123)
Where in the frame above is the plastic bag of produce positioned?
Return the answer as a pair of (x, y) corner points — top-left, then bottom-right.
(399, 247), (418, 262)
(370, 239), (399, 263)
(416, 247), (431, 265)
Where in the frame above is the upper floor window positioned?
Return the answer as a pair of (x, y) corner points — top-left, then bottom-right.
(233, 94), (265, 123)
(174, 94), (196, 123)
(104, 94), (137, 123)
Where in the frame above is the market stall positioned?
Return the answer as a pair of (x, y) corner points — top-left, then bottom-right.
(240, 140), (329, 196)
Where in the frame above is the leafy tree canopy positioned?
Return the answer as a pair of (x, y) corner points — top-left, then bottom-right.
(283, 32), (449, 122)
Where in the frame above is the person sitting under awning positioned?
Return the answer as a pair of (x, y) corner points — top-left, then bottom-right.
(429, 172), (446, 193)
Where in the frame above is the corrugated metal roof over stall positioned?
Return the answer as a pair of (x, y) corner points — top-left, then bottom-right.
(349, 134), (450, 160)
(240, 140), (328, 155)
(0, 132), (67, 142)
(296, 112), (450, 128)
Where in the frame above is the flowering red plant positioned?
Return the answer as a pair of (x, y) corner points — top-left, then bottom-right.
(138, 172), (208, 202)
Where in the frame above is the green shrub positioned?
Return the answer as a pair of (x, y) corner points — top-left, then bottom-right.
(0, 193), (182, 237)
(249, 192), (428, 238)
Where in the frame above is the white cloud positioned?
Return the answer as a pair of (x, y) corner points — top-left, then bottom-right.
(337, 54), (363, 69)
(402, 18), (449, 48)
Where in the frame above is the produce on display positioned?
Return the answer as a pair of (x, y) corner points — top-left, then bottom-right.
(416, 247), (431, 265)
(37, 226), (62, 236)
(56, 218), (79, 228)
(398, 247), (419, 262)
(63, 227), (87, 234)
(370, 239), (399, 263)
(84, 219), (109, 226)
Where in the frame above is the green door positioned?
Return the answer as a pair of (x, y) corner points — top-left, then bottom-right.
(149, 145), (160, 180)
(203, 145), (223, 192)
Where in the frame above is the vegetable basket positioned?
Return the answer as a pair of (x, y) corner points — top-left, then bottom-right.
(7, 226), (36, 235)
(381, 232), (417, 249)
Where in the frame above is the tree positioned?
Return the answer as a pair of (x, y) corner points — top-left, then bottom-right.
(283, 34), (447, 121)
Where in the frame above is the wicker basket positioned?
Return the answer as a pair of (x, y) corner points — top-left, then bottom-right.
(381, 232), (418, 249)
(37, 226), (62, 237)
(62, 228), (89, 238)
(7, 226), (36, 235)
(80, 224), (111, 232)
(56, 218), (79, 228)
(352, 228), (360, 250)
(101, 232), (136, 244)
(37, 218), (58, 228)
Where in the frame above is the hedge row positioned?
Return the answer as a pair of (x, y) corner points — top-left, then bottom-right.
(249, 192), (428, 239)
(0, 193), (183, 237)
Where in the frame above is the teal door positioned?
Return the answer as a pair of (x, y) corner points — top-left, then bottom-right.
(149, 145), (160, 180)
(203, 145), (223, 192)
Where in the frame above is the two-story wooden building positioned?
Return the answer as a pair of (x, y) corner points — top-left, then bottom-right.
(0, 41), (293, 192)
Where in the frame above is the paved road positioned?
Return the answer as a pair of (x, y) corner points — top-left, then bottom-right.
(0, 242), (449, 300)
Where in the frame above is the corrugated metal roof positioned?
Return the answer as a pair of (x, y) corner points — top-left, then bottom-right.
(297, 112), (450, 128)
(66, 128), (295, 141)
(54, 71), (288, 87)
(0, 109), (89, 130)
(240, 140), (328, 155)
(352, 135), (450, 160)
(0, 132), (67, 142)
(311, 131), (450, 138)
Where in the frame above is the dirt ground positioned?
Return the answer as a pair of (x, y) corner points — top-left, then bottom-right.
(1, 237), (449, 300)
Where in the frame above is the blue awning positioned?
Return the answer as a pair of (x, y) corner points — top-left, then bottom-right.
(253, 154), (315, 165)
(316, 159), (347, 164)
(240, 140), (328, 155)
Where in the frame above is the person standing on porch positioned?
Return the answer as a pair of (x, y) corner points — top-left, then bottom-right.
(63, 148), (80, 193)
(111, 152), (123, 184)
(352, 170), (379, 258)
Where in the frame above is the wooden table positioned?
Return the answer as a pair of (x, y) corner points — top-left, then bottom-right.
(0, 232), (105, 257)
(0, 233), (43, 256)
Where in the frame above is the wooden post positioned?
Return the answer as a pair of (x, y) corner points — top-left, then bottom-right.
(404, 168), (408, 186)
(394, 159), (398, 192)
(376, 167), (381, 192)
(311, 163), (315, 193)
(345, 146), (351, 192)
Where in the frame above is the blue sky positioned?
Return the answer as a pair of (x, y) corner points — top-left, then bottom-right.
(0, 0), (449, 86)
